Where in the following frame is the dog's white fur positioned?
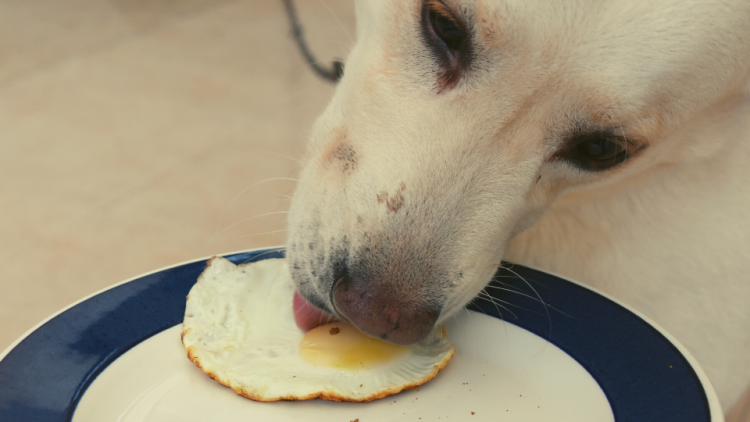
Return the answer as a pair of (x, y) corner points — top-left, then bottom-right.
(287, 0), (750, 409)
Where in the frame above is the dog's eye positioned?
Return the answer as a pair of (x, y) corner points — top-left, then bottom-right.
(428, 3), (464, 49)
(578, 137), (623, 161)
(557, 131), (633, 171)
(421, 0), (472, 91)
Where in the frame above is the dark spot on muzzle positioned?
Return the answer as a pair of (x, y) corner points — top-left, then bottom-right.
(331, 271), (440, 345)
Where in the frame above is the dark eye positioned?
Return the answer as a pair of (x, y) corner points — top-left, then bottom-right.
(429, 7), (464, 49)
(558, 131), (631, 171)
(421, 0), (473, 91)
(577, 137), (624, 161)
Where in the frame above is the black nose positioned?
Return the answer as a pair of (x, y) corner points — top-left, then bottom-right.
(331, 270), (440, 345)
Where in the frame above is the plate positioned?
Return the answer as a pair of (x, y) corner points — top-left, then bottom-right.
(0, 247), (723, 421)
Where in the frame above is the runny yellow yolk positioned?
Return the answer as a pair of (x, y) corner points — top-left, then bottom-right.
(299, 323), (410, 370)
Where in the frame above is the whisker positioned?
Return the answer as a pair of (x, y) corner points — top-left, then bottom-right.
(499, 265), (552, 355)
(318, 0), (354, 45)
(478, 289), (506, 317)
(487, 280), (523, 290)
(484, 299), (548, 318)
(498, 266), (550, 325)
(240, 229), (289, 238)
(486, 286), (550, 319)
(546, 303), (581, 319)
(212, 211), (289, 240)
(463, 306), (473, 321)
(212, 177), (299, 242)
(468, 300), (510, 347)
(484, 285), (545, 303)
(487, 283), (577, 318)
(476, 292), (518, 320)
(496, 264), (548, 289)
(266, 151), (303, 166)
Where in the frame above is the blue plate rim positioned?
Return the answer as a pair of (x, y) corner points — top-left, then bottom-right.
(516, 263), (723, 414)
(0, 247), (276, 362)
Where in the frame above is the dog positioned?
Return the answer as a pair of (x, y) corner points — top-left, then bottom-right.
(285, 0), (750, 411)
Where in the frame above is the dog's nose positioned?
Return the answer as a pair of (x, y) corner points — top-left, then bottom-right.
(331, 272), (440, 345)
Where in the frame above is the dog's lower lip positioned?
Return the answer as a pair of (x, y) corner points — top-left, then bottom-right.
(293, 290), (338, 331)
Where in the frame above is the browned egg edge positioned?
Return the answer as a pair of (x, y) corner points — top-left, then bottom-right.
(181, 326), (456, 403)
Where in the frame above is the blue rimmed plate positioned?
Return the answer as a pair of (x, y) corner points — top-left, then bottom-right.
(0, 247), (722, 421)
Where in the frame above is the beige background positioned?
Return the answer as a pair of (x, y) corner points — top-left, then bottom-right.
(0, 0), (351, 348)
(0, 0), (747, 419)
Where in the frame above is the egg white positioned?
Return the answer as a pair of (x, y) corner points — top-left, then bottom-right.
(181, 256), (455, 402)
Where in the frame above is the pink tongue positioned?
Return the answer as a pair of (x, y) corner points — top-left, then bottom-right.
(293, 290), (338, 331)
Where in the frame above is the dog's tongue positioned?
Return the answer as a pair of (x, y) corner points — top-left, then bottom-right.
(293, 290), (338, 331)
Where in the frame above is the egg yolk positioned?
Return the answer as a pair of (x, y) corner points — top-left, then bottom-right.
(299, 323), (409, 370)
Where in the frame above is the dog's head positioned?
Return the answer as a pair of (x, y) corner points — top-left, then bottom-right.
(287, 0), (750, 344)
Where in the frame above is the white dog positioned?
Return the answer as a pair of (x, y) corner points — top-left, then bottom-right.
(286, 0), (750, 411)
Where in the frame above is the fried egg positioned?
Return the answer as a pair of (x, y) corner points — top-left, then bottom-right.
(181, 256), (455, 402)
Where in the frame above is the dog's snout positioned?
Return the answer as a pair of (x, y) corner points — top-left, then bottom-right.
(331, 270), (440, 345)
